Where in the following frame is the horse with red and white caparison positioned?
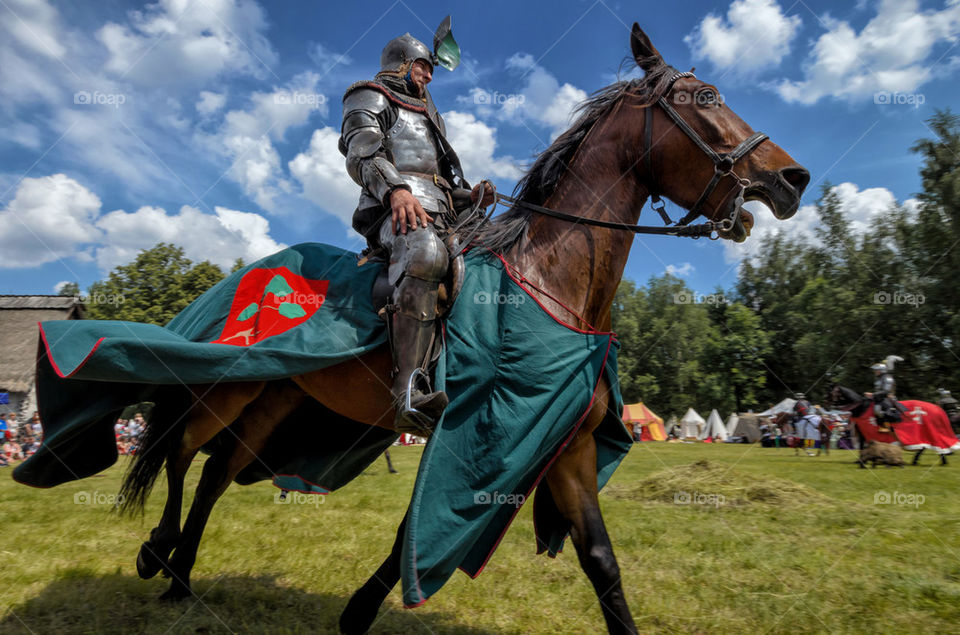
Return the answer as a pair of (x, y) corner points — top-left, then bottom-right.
(827, 385), (959, 466)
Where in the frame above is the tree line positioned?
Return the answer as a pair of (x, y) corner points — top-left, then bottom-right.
(612, 110), (960, 418)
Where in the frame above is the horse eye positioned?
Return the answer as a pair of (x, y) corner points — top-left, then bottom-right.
(695, 90), (718, 107)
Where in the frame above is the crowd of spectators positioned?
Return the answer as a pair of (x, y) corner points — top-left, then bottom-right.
(0, 409), (145, 466)
(0, 411), (43, 466)
(115, 413), (144, 455)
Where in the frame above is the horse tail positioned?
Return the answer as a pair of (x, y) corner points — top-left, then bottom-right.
(119, 387), (190, 515)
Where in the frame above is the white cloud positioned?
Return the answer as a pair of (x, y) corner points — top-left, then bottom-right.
(288, 127), (361, 227)
(53, 280), (72, 293)
(666, 262), (695, 277)
(0, 174), (284, 271)
(463, 53), (589, 140)
(443, 111), (522, 182)
(96, 203), (285, 270)
(0, 174), (102, 267)
(686, 0), (801, 73)
(96, 0), (277, 86)
(777, 0), (960, 104)
(724, 181), (915, 262)
(1, 0), (66, 59)
(203, 72), (327, 212)
(196, 90), (227, 115)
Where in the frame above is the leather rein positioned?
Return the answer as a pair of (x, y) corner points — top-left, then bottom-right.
(494, 69), (768, 240)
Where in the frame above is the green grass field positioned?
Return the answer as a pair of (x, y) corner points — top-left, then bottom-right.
(2, 442), (959, 634)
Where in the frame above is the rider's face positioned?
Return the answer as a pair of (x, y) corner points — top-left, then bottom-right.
(409, 59), (433, 95)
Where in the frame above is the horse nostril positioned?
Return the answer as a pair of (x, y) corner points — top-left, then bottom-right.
(780, 166), (810, 194)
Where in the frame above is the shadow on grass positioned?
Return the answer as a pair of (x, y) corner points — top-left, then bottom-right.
(2, 569), (506, 634)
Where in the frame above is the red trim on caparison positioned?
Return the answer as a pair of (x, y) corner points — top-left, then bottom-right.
(485, 250), (615, 337)
(37, 322), (105, 379)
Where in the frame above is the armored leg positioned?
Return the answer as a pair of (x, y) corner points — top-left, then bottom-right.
(379, 219), (449, 434)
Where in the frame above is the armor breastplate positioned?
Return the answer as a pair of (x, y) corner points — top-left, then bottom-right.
(384, 108), (449, 213)
(385, 108), (440, 173)
(876, 374), (895, 394)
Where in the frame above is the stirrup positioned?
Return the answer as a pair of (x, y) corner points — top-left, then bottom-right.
(395, 369), (446, 436)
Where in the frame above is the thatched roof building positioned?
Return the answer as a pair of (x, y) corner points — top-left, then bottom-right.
(0, 296), (84, 398)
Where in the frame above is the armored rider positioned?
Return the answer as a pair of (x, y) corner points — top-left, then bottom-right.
(338, 24), (492, 434)
(866, 355), (905, 432)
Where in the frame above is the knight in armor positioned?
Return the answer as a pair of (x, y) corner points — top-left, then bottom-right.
(339, 23), (492, 435)
(866, 355), (905, 432)
(937, 388), (960, 434)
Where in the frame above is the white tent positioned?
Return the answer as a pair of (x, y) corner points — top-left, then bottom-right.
(724, 413), (739, 436)
(680, 408), (705, 439)
(699, 409), (728, 441)
(757, 398), (796, 417)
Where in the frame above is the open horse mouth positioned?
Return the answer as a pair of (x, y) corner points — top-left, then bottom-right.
(718, 165), (809, 243)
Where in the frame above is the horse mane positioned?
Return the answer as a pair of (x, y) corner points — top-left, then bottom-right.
(473, 59), (677, 252)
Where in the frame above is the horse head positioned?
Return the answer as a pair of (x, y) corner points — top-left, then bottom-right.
(629, 24), (809, 242)
(826, 385), (869, 415)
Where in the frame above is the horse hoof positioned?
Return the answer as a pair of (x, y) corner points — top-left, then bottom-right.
(339, 589), (380, 635)
(137, 543), (168, 580)
(159, 585), (191, 602)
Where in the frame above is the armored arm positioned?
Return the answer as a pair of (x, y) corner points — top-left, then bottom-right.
(340, 88), (409, 206)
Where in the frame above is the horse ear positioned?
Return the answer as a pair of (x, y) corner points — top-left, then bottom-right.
(631, 23), (663, 71)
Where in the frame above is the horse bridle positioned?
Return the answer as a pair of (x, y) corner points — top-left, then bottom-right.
(487, 68), (769, 240)
(644, 69), (768, 232)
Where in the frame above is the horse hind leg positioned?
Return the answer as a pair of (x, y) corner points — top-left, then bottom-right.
(161, 380), (305, 601)
(136, 381), (266, 580)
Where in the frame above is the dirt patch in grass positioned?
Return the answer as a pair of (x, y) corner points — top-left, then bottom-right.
(605, 459), (837, 507)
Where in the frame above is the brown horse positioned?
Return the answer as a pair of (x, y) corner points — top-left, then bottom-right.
(121, 24), (808, 634)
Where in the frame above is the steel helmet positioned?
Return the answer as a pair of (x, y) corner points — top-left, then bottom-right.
(380, 33), (433, 73)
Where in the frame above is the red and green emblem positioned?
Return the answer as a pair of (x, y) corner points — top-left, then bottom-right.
(212, 267), (329, 346)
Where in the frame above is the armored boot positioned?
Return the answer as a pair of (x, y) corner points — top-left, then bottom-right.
(389, 276), (448, 435)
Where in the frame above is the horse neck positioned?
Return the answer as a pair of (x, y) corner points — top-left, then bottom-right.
(505, 111), (647, 330)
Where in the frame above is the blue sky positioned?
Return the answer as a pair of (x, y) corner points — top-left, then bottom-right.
(1, 0), (957, 296)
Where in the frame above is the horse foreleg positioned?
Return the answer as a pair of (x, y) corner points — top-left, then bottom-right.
(545, 416), (637, 634)
(339, 512), (408, 635)
(161, 381), (304, 600)
(138, 381), (266, 580)
(912, 448), (924, 466)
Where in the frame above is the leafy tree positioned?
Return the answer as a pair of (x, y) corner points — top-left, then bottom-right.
(85, 243), (225, 325)
(57, 282), (80, 296)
